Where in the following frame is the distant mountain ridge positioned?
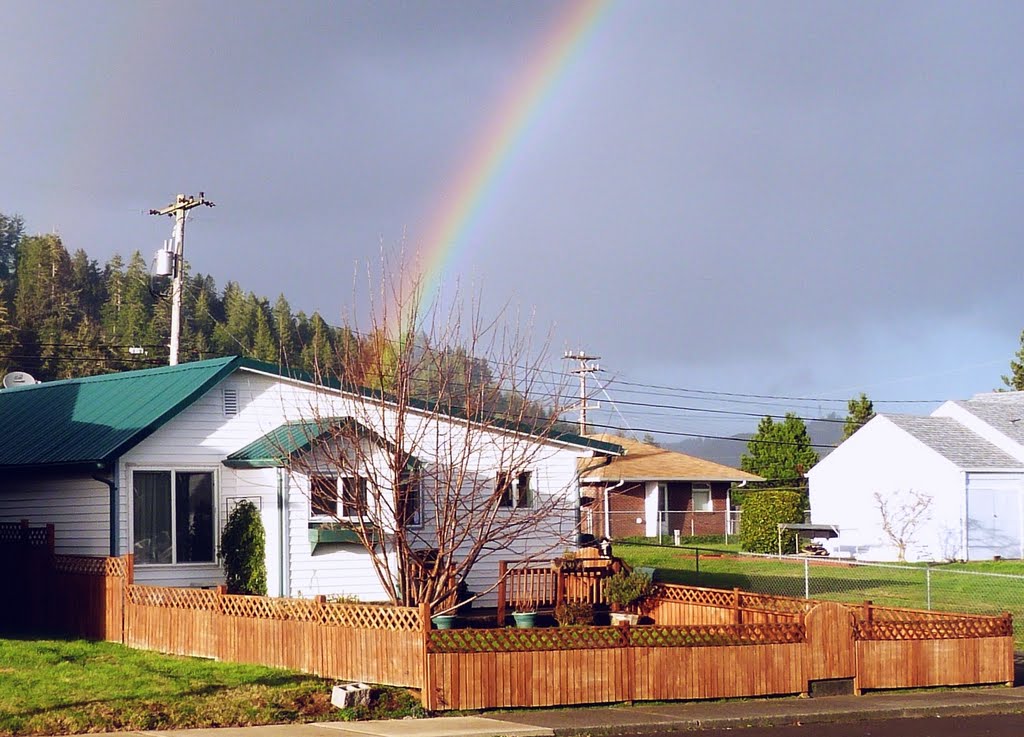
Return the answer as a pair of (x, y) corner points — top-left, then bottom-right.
(662, 417), (845, 469)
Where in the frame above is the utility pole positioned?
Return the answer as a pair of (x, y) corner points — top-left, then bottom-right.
(563, 350), (601, 435)
(149, 193), (214, 365)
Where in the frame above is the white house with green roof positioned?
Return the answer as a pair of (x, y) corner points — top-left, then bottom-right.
(0, 357), (620, 601)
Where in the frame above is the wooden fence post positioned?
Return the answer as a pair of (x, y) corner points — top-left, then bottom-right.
(420, 600), (433, 711)
(556, 564), (565, 608)
(497, 560), (507, 626)
(733, 588), (742, 624)
(862, 600), (872, 625)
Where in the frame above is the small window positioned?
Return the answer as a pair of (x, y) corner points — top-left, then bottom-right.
(222, 388), (238, 416)
(310, 475), (366, 519)
(497, 470), (532, 508)
(399, 472), (422, 527)
(310, 475), (338, 518)
(691, 482), (712, 512)
(340, 477), (367, 516)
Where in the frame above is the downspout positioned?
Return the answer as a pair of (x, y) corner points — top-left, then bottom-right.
(604, 480), (625, 540)
(93, 460), (119, 557)
(278, 468), (290, 598)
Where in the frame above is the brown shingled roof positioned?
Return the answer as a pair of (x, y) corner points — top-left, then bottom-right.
(580, 434), (763, 483)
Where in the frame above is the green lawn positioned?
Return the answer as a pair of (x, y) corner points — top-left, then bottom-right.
(0, 638), (420, 736)
(617, 542), (1024, 645)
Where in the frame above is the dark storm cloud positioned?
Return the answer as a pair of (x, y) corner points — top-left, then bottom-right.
(2, 0), (1023, 405)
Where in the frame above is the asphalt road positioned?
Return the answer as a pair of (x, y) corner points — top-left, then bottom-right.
(647, 714), (1024, 737)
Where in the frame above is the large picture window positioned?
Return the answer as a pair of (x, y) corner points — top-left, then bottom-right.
(133, 471), (214, 565)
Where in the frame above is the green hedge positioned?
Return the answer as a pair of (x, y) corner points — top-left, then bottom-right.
(221, 500), (267, 596)
(739, 490), (804, 554)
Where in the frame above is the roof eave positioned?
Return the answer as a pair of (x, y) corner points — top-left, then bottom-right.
(236, 359), (624, 455)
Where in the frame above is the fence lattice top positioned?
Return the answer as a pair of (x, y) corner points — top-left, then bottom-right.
(0, 522), (50, 547)
(427, 622), (805, 653)
(128, 584), (421, 630)
(54, 555), (129, 578)
(855, 615), (1012, 641)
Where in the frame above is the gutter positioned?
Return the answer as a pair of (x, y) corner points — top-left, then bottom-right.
(92, 460), (119, 557)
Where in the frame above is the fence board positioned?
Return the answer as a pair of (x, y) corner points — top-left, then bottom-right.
(857, 637), (1014, 689)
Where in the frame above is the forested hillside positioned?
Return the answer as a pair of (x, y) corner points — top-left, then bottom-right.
(0, 210), (368, 382)
(0, 209), (547, 429)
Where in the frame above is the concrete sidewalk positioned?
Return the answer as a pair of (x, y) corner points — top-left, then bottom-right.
(108, 686), (1024, 737)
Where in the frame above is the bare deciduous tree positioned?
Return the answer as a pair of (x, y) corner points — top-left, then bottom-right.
(283, 256), (587, 611)
(873, 489), (933, 562)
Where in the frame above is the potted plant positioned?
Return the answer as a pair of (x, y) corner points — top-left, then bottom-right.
(554, 601), (594, 626)
(604, 569), (652, 626)
(511, 597), (537, 628)
(431, 612), (458, 630)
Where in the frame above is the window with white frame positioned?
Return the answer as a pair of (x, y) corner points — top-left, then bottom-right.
(691, 482), (713, 512)
(132, 470), (215, 565)
(310, 474), (367, 519)
(497, 470), (533, 508)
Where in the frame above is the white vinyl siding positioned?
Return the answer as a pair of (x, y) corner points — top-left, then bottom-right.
(0, 475), (110, 555)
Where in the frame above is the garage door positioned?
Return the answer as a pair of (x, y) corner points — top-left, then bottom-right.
(966, 486), (1023, 560)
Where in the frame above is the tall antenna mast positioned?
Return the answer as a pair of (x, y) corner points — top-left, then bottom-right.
(149, 193), (215, 365)
(563, 350), (601, 435)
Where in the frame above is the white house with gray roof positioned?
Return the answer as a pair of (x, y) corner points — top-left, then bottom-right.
(808, 392), (1024, 562)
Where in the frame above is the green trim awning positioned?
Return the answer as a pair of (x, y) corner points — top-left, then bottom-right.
(223, 418), (348, 468)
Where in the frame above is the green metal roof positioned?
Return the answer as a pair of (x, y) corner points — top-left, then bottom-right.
(224, 418), (345, 468)
(0, 354), (621, 473)
(0, 356), (240, 472)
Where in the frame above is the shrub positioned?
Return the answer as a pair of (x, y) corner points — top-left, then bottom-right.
(739, 490), (804, 554)
(604, 570), (652, 611)
(554, 601), (594, 626)
(221, 500), (267, 595)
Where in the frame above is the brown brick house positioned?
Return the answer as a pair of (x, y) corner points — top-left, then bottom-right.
(579, 434), (762, 540)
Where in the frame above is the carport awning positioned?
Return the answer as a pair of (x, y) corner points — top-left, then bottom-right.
(777, 523), (840, 539)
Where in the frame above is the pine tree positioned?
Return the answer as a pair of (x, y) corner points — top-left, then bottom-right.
(843, 393), (875, 440)
(251, 298), (277, 362)
(1003, 330), (1024, 391)
(740, 413), (820, 485)
(0, 211), (24, 284)
(272, 294), (298, 364)
(13, 234), (76, 377)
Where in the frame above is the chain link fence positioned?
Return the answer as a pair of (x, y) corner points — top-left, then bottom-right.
(618, 542), (1024, 647)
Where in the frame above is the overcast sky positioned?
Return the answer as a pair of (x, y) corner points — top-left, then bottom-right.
(2, 0), (1023, 443)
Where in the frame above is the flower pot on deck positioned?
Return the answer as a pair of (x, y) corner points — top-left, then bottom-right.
(609, 612), (639, 626)
(431, 614), (457, 630)
(512, 611), (537, 628)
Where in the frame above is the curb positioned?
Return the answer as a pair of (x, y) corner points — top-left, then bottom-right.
(530, 699), (1024, 736)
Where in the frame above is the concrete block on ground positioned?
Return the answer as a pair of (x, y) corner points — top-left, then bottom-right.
(331, 682), (373, 709)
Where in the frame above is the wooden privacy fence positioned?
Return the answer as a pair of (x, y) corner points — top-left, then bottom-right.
(125, 584), (424, 687)
(0, 521), (129, 642)
(423, 582), (1014, 711)
(1, 524), (1014, 713)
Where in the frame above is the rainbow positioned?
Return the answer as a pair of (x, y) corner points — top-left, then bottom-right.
(399, 0), (611, 330)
